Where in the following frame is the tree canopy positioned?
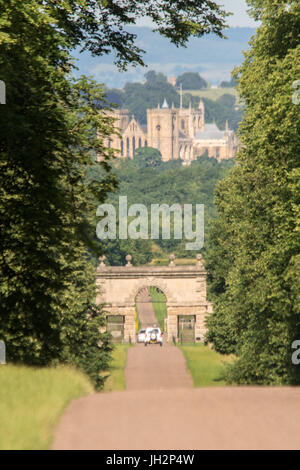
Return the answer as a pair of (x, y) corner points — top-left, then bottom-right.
(95, 155), (234, 265)
(105, 71), (243, 130)
(176, 72), (207, 90)
(0, 0), (230, 386)
(206, 0), (300, 385)
(39, 0), (228, 69)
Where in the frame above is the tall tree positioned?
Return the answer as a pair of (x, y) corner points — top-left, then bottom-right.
(0, 3), (117, 385)
(176, 72), (207, 90)
(206, 0), (300, 385)
(0, 0), (229, 384)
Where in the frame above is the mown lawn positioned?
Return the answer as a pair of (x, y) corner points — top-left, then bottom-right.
(149, 286), (167, 331)
(102, 344), (131, 392)
(0, 365), (93, 450)
(183, 88), (237, 101)
(179, 344), (233, 387)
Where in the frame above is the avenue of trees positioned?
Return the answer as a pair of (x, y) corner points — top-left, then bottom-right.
(0, 0), (228, 388)
(2, 0), (298, 388)
(205, 0), (300, 385)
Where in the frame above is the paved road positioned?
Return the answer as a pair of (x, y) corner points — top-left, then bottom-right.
(125, 342), (193, 390)
(52, 302), (300, 450)
(128, 301), (192, 390)
(136, 300), (157, 328)
(53, 387), (300, 450)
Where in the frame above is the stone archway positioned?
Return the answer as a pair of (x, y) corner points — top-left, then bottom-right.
(96, 255), (212, 343)
(135, 285), (167, 330)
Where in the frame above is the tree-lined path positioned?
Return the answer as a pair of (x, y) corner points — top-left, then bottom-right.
(53, 303), (300, 450)
(128, 299), (193, 390)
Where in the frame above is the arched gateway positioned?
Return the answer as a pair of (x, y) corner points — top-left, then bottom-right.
(96, 254), (213, 343)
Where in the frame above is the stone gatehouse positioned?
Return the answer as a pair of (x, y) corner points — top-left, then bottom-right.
(96, 255), (213, 343)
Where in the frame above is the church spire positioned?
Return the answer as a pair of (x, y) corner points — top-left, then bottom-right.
(162, 98), (169, 109)
(225, 120), (229, 134)
(198, 99), (204, 110)
(179, 83), (183, 109)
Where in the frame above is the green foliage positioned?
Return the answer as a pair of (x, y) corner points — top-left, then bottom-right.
(176, 72), (207, 90)
(206, 0), (300, 385)
(202, 94), (243, 131)
(220, 77), (238, 88)
(102, 344), (131, 392)
(178, 344), (233, 387)
(133, 147), (162, 169)
(0, 1), (116, 385)
(31, 0), (228, 71)
(149, 287), (167, 331)
(122, 72), (180, 124)
(0, 0), (229, 386)
(0, 365), (93, 450)
(95, 156), (234, 263)
(106, 72), (243, 130)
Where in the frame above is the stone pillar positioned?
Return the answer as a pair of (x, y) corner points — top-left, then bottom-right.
(195, 307), (210, 342)
(167, 307), (178, 342)
(124, 307), (136, 343)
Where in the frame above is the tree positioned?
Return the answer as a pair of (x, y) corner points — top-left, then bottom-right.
(206, 0), (300, 385)
(0, 0), (229, 385)
(122, 72), (179, 124)
(41, 0), (228, 69)
(133, 147), (162, 168)
(0, 2), (116, 384)
(176, 72), (207, 90)
(220, 77), (237, 88)
(102, 155), (234, 261)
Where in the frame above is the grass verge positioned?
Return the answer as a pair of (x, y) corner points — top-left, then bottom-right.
(149, 286), (167, 331)
(183, 88), (237, 101)
(102, 344), (131, 392)
(0, 365), (93, 450)
(179, 343), (233, 387)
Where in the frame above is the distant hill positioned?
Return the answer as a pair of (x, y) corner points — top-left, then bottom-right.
(73, 27), (256, 88)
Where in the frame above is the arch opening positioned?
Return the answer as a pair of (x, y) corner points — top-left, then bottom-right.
(135, 286), (167, 332)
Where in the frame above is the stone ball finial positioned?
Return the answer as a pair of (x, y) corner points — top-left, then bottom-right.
(169, 253), (176, 267)
(99, 255), (106, 267)
(126, 254), (132, 266)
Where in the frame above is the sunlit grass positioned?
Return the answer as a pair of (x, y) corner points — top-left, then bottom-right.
(149, 286), (167, 331)
(184, 88), (237, 101)
(0, 365), (93, 450)
(102, 344), (131, 392)
(179, 344), (233, 387)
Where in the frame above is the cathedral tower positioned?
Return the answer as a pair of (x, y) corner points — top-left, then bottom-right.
(146, 100), (179, 161)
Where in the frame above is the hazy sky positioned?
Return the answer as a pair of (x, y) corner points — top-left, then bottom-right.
(137, 0), (258, 29)
(221, 0), (257, 27)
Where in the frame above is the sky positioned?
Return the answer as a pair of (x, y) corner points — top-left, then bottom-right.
(221, 0), (257, 27)
(137, 0), (258, 29)
(74, 0), (258, 87)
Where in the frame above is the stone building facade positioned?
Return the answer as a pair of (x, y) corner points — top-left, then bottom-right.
(103, 99), (238, 164)
(96, 254), (213, 343)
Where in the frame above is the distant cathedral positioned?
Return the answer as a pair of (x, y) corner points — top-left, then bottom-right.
(103, 99), (238, 164)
